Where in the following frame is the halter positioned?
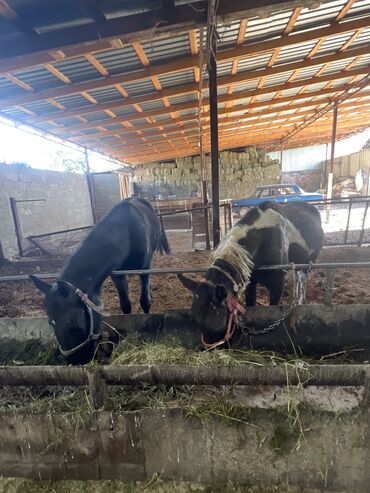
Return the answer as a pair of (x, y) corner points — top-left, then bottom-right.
(201, 265), (246, 350)
(55, 281), (109, 357)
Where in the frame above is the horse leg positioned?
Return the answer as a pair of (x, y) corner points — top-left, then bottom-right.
(111, 275), (132, 314)
(140, 274), (151, 313)
(246, 282), (257, 306)
(267, 272), (285, 305)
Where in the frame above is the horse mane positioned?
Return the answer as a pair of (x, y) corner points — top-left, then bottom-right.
(211, 229), (254, 289)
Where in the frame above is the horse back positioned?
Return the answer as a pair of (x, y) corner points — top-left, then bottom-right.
(259, 201), (324, 251)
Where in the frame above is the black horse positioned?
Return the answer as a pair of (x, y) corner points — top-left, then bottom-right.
(179, 201), (324, 347)
(30, 197), (170, 364)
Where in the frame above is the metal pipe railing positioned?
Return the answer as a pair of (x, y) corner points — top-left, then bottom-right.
(0, 364), (368, 388)
(1, 261), (370, 282)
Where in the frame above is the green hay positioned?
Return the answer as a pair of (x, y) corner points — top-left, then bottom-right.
(0, 339), (64, 366)
(0, 478), (324, 493)
(110, 333), (364, 367)
(111, 334), (299, 367)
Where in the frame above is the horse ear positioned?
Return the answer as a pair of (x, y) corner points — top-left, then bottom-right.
(56, 281), (74, 299)
(29, 275), (52, 295)
(178, 274), (199, 292)
(215, 285), (227, 303)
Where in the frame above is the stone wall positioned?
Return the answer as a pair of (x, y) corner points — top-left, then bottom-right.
(133, 147), (281, 199)
(282, 169), (323, 192)
(0, 163), (93, 259)
(91, 171), (121, 221)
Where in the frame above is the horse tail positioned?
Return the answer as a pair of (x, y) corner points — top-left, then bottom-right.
(158, 219), (171, 255)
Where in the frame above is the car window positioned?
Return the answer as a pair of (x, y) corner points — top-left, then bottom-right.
(259, 188), (274, 197)
(277, 187), (294, 195)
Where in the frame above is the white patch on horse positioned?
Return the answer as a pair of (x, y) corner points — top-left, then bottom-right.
(237, 208), (310, 253)
(212, 226), (254, 289)
(211, 207), (312, 290)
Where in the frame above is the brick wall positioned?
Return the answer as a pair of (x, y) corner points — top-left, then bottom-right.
(0, 164), (93, 259)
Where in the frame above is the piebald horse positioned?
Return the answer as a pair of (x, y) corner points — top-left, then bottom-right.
(179, 201), (324, 348)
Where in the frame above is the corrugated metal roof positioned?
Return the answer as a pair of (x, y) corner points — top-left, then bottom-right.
(93, 46), (143, 75)
(141, 33), (191, 65)
(12, 65), (64, 91)
(0, 0), (369, 163)
(52, 57), (103, 84)
(157, 70), (196, 89)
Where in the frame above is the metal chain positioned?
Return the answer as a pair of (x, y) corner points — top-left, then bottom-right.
(313, 269), (337, 294)
(237, 262), (315, 337)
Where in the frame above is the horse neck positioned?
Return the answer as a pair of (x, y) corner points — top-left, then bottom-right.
(60, 248), (109, 295)
(206, 259), (240, 293)
(211, 231), (255, 291)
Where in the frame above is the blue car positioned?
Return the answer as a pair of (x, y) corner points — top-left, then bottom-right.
(232, 184), (324, 216)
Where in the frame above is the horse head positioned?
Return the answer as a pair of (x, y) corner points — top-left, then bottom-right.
(178, 274), (230, 340)
(30, 276), (101, 364)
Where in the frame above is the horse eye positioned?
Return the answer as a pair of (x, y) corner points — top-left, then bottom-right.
(49, 319), (56, 327)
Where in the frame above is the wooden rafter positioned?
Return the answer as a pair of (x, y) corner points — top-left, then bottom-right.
(96, 106), (370, 154)
(97, 110), (370, 156)
(2, 0), (325, 62)
(0, 0), (368, 164)
(252, 7), (302, 104)
(50, 78), (370, 134)
(1, 16), (369, 110)
(14, 46), (370, 128)
(36, 64), (368, 130)
(226, 18), (247, 113)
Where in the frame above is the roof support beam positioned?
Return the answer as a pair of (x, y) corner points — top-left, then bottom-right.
(53, 77), (370, 134)
(0, 0), (329, 67)
(1, 16), (369, 109)
(19, 49), (370, 126)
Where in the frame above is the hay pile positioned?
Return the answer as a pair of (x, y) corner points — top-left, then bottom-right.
(0, 335), (363, 418)
(0, 478), (321, 493)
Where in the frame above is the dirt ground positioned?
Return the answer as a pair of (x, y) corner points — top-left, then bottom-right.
(1, 246), (370, 318)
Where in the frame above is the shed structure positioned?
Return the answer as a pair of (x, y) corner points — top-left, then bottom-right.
(0, 0), (369, 164)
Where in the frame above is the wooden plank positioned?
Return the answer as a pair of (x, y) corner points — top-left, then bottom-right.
(22, 47), (370, 125)
(83, 100), (370, 147)
(1, 16), (369, 109)
(70, 95), (370, 144)
(335, 0), (356, 22)
(51, 79), (369, 133)
(43, 63), (72, 84)
(99, 111), (370, 154)
(0, 0), (323, 63)
(64, 67), (369, 136)
(85, 53), (109, 76)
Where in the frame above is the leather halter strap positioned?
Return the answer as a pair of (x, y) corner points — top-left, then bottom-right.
(208, 263), (240, 293)
(55, 280), (109, 357)
(201, 261), (246, 350)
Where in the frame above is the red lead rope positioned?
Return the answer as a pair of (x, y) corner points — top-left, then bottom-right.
(201, 294), (246, 350)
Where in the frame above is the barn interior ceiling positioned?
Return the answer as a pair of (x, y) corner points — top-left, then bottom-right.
(0, 0), (369, 164)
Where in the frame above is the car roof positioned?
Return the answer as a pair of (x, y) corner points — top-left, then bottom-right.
(257, 184), (298, 190)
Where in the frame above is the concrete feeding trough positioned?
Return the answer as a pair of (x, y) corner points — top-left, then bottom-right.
(0, 305), (369, 491)
(1, 304), (370, 355)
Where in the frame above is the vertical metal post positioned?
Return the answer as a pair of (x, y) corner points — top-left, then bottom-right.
(279, 145), (283, 173)
(9, 197), (24, 257)
(358, 199), (369, 247)
(324, 269), (336, 306)
(327, 102), (338, 200)
(198, 27), (210, 250)
(207, 1), (220, 247)
(228, 202), (233, 231)
(85, 148), (98, 224)
(344, 198), (353, 245)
